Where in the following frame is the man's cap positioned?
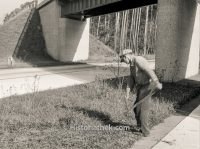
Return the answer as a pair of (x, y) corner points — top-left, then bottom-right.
(119, 49), (133, 56)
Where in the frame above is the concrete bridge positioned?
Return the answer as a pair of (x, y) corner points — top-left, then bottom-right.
(60, 0), (157, 19)
(37, 0), (200, 82)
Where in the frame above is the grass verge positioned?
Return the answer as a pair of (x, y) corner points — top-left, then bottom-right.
(0, 68), (199, 148)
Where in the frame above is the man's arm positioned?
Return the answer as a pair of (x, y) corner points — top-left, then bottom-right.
(135, 56), (162, 90)
(135, 57), (158, 82)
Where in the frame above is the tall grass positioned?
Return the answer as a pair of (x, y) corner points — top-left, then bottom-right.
(0, 73), (199, 148)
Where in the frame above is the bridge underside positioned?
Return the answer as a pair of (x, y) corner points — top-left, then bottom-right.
(61, 0), (157, 19)
(38, 0), (200, 82)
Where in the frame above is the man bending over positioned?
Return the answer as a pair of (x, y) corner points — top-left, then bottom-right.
(120, 49), (162, 137)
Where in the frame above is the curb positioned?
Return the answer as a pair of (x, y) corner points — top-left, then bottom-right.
(130, 95), (200, 149)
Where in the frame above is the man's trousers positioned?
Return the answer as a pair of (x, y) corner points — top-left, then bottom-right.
(134, 83), (152, 135)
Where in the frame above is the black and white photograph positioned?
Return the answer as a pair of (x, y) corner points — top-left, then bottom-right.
(0, 0), (199, 148)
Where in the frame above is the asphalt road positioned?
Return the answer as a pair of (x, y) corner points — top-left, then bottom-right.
(0, 64), (98, 98)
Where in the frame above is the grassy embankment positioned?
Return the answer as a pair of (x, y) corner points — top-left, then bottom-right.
(0, 10), (31, 66)
(0, 66), (199, 148)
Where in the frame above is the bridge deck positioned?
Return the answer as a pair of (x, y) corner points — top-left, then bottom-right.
(61, 0), (158, 18)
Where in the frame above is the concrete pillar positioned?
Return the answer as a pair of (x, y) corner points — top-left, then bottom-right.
(156, 0), (200, 82)
(38, 0), (89, 62)
(58, 18), (89, 62)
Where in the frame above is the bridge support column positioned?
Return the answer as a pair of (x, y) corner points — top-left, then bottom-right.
(58, 18), (89, 62)
(38, 0), (89, 62)
(156, 0), (200, 82)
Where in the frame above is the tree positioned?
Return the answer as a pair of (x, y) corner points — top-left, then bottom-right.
(144, 6), (149, 55)
(90, 5), (158, 55)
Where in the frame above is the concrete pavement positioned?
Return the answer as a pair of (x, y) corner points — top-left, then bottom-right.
(152, 99), (200, 149)
(131, 95), (200, 149)
(152, 112), (200, 149)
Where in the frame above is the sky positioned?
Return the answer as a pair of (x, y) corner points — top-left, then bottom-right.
(0, 0), (43, 25)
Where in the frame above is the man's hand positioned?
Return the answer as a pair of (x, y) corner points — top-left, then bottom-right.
(150, 80), (162, 91)
(155, 82), (162, 90)
(154, 80), (162, 90)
